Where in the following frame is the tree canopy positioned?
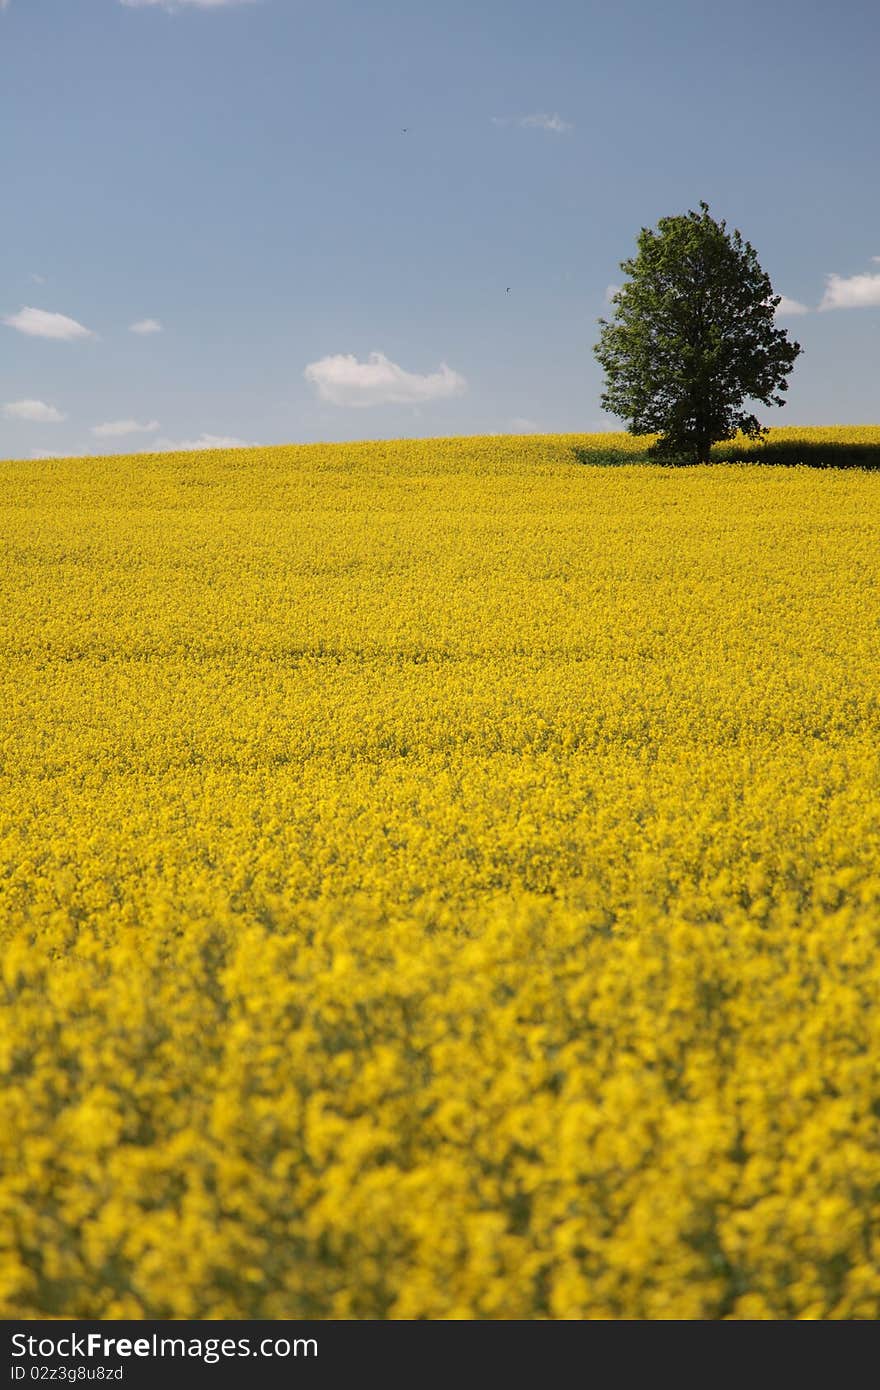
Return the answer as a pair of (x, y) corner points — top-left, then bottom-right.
(594, 203), (802, 465)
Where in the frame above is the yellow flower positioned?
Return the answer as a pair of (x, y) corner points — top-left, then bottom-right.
(2, 429), (880, 1318)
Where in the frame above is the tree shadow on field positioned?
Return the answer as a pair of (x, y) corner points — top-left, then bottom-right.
(572, 440), (880, 470)
(715, 439), (880, 470)
(570, 446), (649, 467)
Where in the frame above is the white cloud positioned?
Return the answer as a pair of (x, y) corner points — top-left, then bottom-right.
(120, 0), (255, 8)
(92, 419), (160, 438)
(129, 318), (163, 334)
(775, 295), (809, 317)
(510, 417), (540, 433)
(492, 113), (572, 133)
(3, 306), (94, 340)
(0, 2), (9, 11)
(3, 398), (66, 423)
(604, 283), (622, 304)
(27, 434), (249, 458)
(873, 256), (880, 264)
(152, 433), (251, 451)
(29, 272), (46, 285)
(304, 351), (467, 408)
(819, 268), (880, 311)
(520, 112), (572, 133)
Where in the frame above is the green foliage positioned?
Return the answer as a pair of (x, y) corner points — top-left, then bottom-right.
(594, 203), (802, 465)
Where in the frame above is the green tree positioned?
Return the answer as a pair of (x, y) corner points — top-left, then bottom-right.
(594, 203), (802, 465)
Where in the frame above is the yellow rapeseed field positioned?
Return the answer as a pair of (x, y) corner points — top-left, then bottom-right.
(2, 428), (880, 1320)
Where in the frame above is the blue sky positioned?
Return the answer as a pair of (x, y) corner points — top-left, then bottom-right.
(2, 0), (878, 457)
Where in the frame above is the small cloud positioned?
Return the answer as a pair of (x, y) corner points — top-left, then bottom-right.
(29, 272), (46, 285)
(152, 433), (251, 451)
(129, 318), (163, 334)
(92, 418), (160, 438)
(3, 398), (66, 423)
(304, 351), (467, 408)
(492, 113), (572, 133)
(604, 283), (622, 305)
(775, 295), (809, 317)
(510, 417), (540, 433)
(520, 112), (572, 133)
(31, 449), (76, 460)
(3, 306), (94, 340)
(819, 267), (880, 311)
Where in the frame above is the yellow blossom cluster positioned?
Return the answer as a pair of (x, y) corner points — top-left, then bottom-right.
(2, 428), (880, 1319)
